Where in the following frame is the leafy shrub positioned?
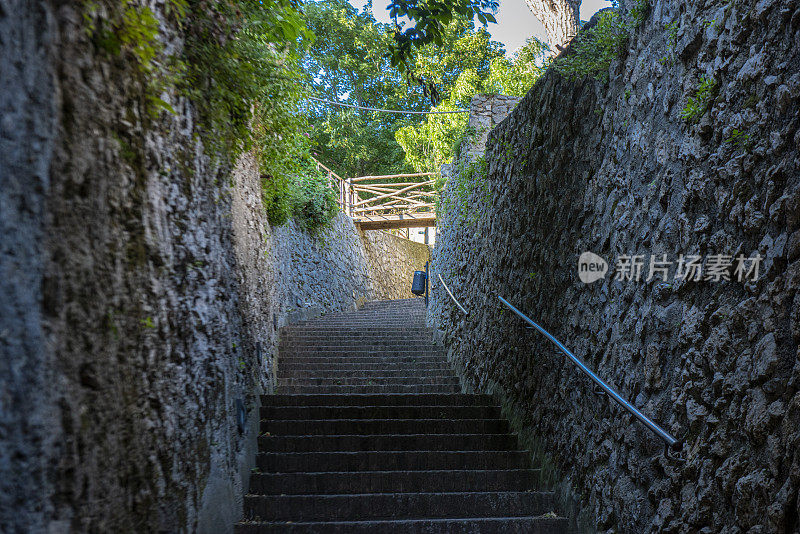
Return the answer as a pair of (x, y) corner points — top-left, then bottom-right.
(290, 161), (339, 231)
(681, 75), (717, 122)
(553, 9), (628, 83)
(262, 174), (294, 227)
(84, 0), (318, 222)
(181, 0), (313, 176)
(263, 158), (338, 231)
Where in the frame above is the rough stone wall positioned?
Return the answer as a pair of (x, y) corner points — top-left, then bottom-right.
(360, 229), (432, 301)
(0, 1), (59, 531)
(465, 94), (523, 160)
(0, 4), (427, 533)
(268, 213), (430, 328)
(430, 1), (800, 533)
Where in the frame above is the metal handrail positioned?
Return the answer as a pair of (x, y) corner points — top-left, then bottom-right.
(496, 295), (680, 451)
(436, 272), (468, 315)
(432, 272), (681, 454)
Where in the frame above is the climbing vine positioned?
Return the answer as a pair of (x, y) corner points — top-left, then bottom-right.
(82, 0), (338, 230)
(552, 0), (649, 83)
(438, 154), (490, 229)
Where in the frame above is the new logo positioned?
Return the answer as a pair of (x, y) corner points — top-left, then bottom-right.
(578, 252), (608, 283)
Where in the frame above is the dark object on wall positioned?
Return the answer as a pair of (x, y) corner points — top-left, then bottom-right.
(411, 270), (427, 296)
(411, 262), (430, 307)
(235, 398), (246, 435)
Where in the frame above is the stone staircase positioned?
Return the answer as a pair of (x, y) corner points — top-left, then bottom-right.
(236, 298), (568, 533)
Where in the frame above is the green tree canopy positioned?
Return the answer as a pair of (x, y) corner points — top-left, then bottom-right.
(301, 1), (506, 178)
(395, 36), (549, 173)
(302, 0), (424, 177)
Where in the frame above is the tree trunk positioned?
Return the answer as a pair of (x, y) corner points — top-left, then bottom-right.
(522, 0), (581, 51)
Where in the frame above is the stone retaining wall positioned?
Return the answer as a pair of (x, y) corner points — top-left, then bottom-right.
(429, 1), (800, 532)
(0, 3), (428, 532)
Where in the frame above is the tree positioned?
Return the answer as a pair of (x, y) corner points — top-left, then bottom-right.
(302, 0), (424, 177)
(409, 18), (504, 102)
(386, 0), (500, 79)
(521, 0), (581, 50)
(484, 37), (550, 95)
(301, 0), (505, 177)
(395, 36), (548, 173)
(395, 70), (479, 173)
(181, 0), (313, 179)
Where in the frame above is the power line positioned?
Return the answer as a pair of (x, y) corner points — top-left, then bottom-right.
(307, 96), (468, 115)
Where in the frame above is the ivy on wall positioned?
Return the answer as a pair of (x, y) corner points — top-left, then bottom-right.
(82, 0), (334, 230)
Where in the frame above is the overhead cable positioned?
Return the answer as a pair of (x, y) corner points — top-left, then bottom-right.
(307, 95), (468, 114)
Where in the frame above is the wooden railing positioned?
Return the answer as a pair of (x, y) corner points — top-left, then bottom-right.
(312, 157), (437, 230)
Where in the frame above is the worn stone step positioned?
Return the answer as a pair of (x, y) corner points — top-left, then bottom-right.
(281, 334), (434, 341)
(260, 405), (500, 421)
(276, 371), (455, 381)
(280, 341), (444, 352)
(292, 312), (425, 318)
(277, 362), (451, 373)
(279, 338), (436, 346)
(260, 394), (495, 407)
(260, 418), (507, 435)
(278, 356), (448, 366)
(279, 350), (446, 359)
(288, 317), (427, 322)
(277, 376), (459, 387)
(290, 321), (427, 328)
(256, 450), (530, 473)
(247, 468), (542, 495)
(257, 433), (520, 453)
(277, 368), (454, 379)
(274, 386), (463, 395)
(243, 491), (555, 522)
(298, 310), (426, 317)
(236, 516), (568, 534)
(289, 322), (427, 329)
(245, 298), (568, 529)
(282, 328), (433, 337)
(281, 346), (444, 353)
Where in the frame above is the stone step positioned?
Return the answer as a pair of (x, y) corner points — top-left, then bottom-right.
(243, 491), (556, 522)
(290, 320), (428, 328)
(247, 468), (543, 494)
(282, 328), (433, 336)
(280, 341), (444, 352)
(277, 362), (451, 373)
(276, 369), (455, 380)
(236, 516), (568, 534)
(255, 450), (531, 473)
(280, 334), (435, 342)
(290, 321), (427, 327)
(278, 350), (446, 358)
(257, 433), (520, 453)
(260, 405), (500, 421)
(279, 338), (436, 346)
(260, 394), (495, 407)
(248, 298), (567, 531)
(303, 306), (424, 314)
(274, 384), (462, 394)
(278, 356), (448, 366)
(277, 376), (459, 387)
(363, 303), (423, 308)
(260, 418), (507, 435)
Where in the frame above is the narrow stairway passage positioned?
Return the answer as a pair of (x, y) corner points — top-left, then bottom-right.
(236, 298), (569, 533)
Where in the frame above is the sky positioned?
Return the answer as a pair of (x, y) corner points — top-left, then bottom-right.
(349, 0), (614, 54)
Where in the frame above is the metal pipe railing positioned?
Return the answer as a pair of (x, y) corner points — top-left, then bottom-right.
(433, 273), (681, 454)
(496, 295), (680, 450)
(436, 272), (468, 315)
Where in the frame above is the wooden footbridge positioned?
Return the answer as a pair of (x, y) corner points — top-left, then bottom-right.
(314, 158), (437, 230)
